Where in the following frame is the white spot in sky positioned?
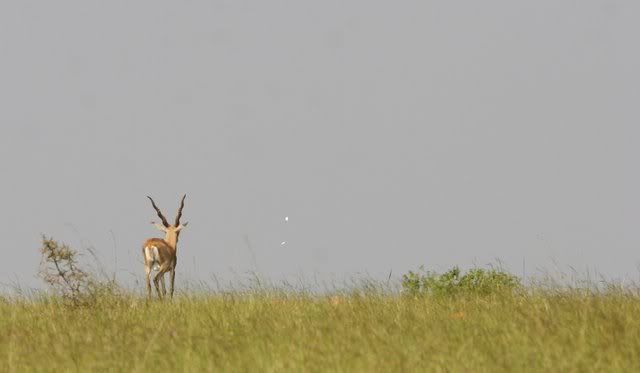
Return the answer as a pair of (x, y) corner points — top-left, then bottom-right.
(281, 241), (287, 246)
(284, 216), (289, 222)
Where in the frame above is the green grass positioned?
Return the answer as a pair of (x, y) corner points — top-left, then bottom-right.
(1, 285), (640, 372)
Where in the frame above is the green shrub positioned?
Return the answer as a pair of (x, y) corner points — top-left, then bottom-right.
(402, 266), (521, 296)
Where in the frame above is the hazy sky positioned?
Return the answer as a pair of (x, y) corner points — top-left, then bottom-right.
(1, 1), (639, 289)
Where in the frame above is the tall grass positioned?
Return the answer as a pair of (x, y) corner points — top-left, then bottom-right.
(3, 238), (636, 371)
(1, 284), (640, 372)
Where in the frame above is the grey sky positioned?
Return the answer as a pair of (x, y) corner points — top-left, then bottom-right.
(1, 1), (639, 289)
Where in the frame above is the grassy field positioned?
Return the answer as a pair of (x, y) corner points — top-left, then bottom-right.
(1, 285), (639, 372)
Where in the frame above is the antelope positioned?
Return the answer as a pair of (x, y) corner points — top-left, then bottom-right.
(143, 195), (188, 299)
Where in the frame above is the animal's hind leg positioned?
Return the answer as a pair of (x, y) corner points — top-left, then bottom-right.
(160, 275), (167, 296)
(154, 263), (172, 300)
(153, 272), (164, 299)
(145, 265), (152, 299)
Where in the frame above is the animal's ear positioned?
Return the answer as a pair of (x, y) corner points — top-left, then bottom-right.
(176, 222), (189, 232)
(151, 222), (168, 232)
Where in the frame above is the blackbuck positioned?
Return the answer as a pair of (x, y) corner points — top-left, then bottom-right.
(143, 195), (188, 299)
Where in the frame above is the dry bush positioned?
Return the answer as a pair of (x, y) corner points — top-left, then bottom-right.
(38, 235), (95, 305)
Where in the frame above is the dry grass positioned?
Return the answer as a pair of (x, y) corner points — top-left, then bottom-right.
(0, 285), (639, 372)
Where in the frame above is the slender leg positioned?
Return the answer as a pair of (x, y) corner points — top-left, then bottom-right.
(145, 265), (152, 299)
(170, 268), (176, 298)
(155, 263), (173, 300)
(153, 272), (163, 299)
(160, 275), (167, 296)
